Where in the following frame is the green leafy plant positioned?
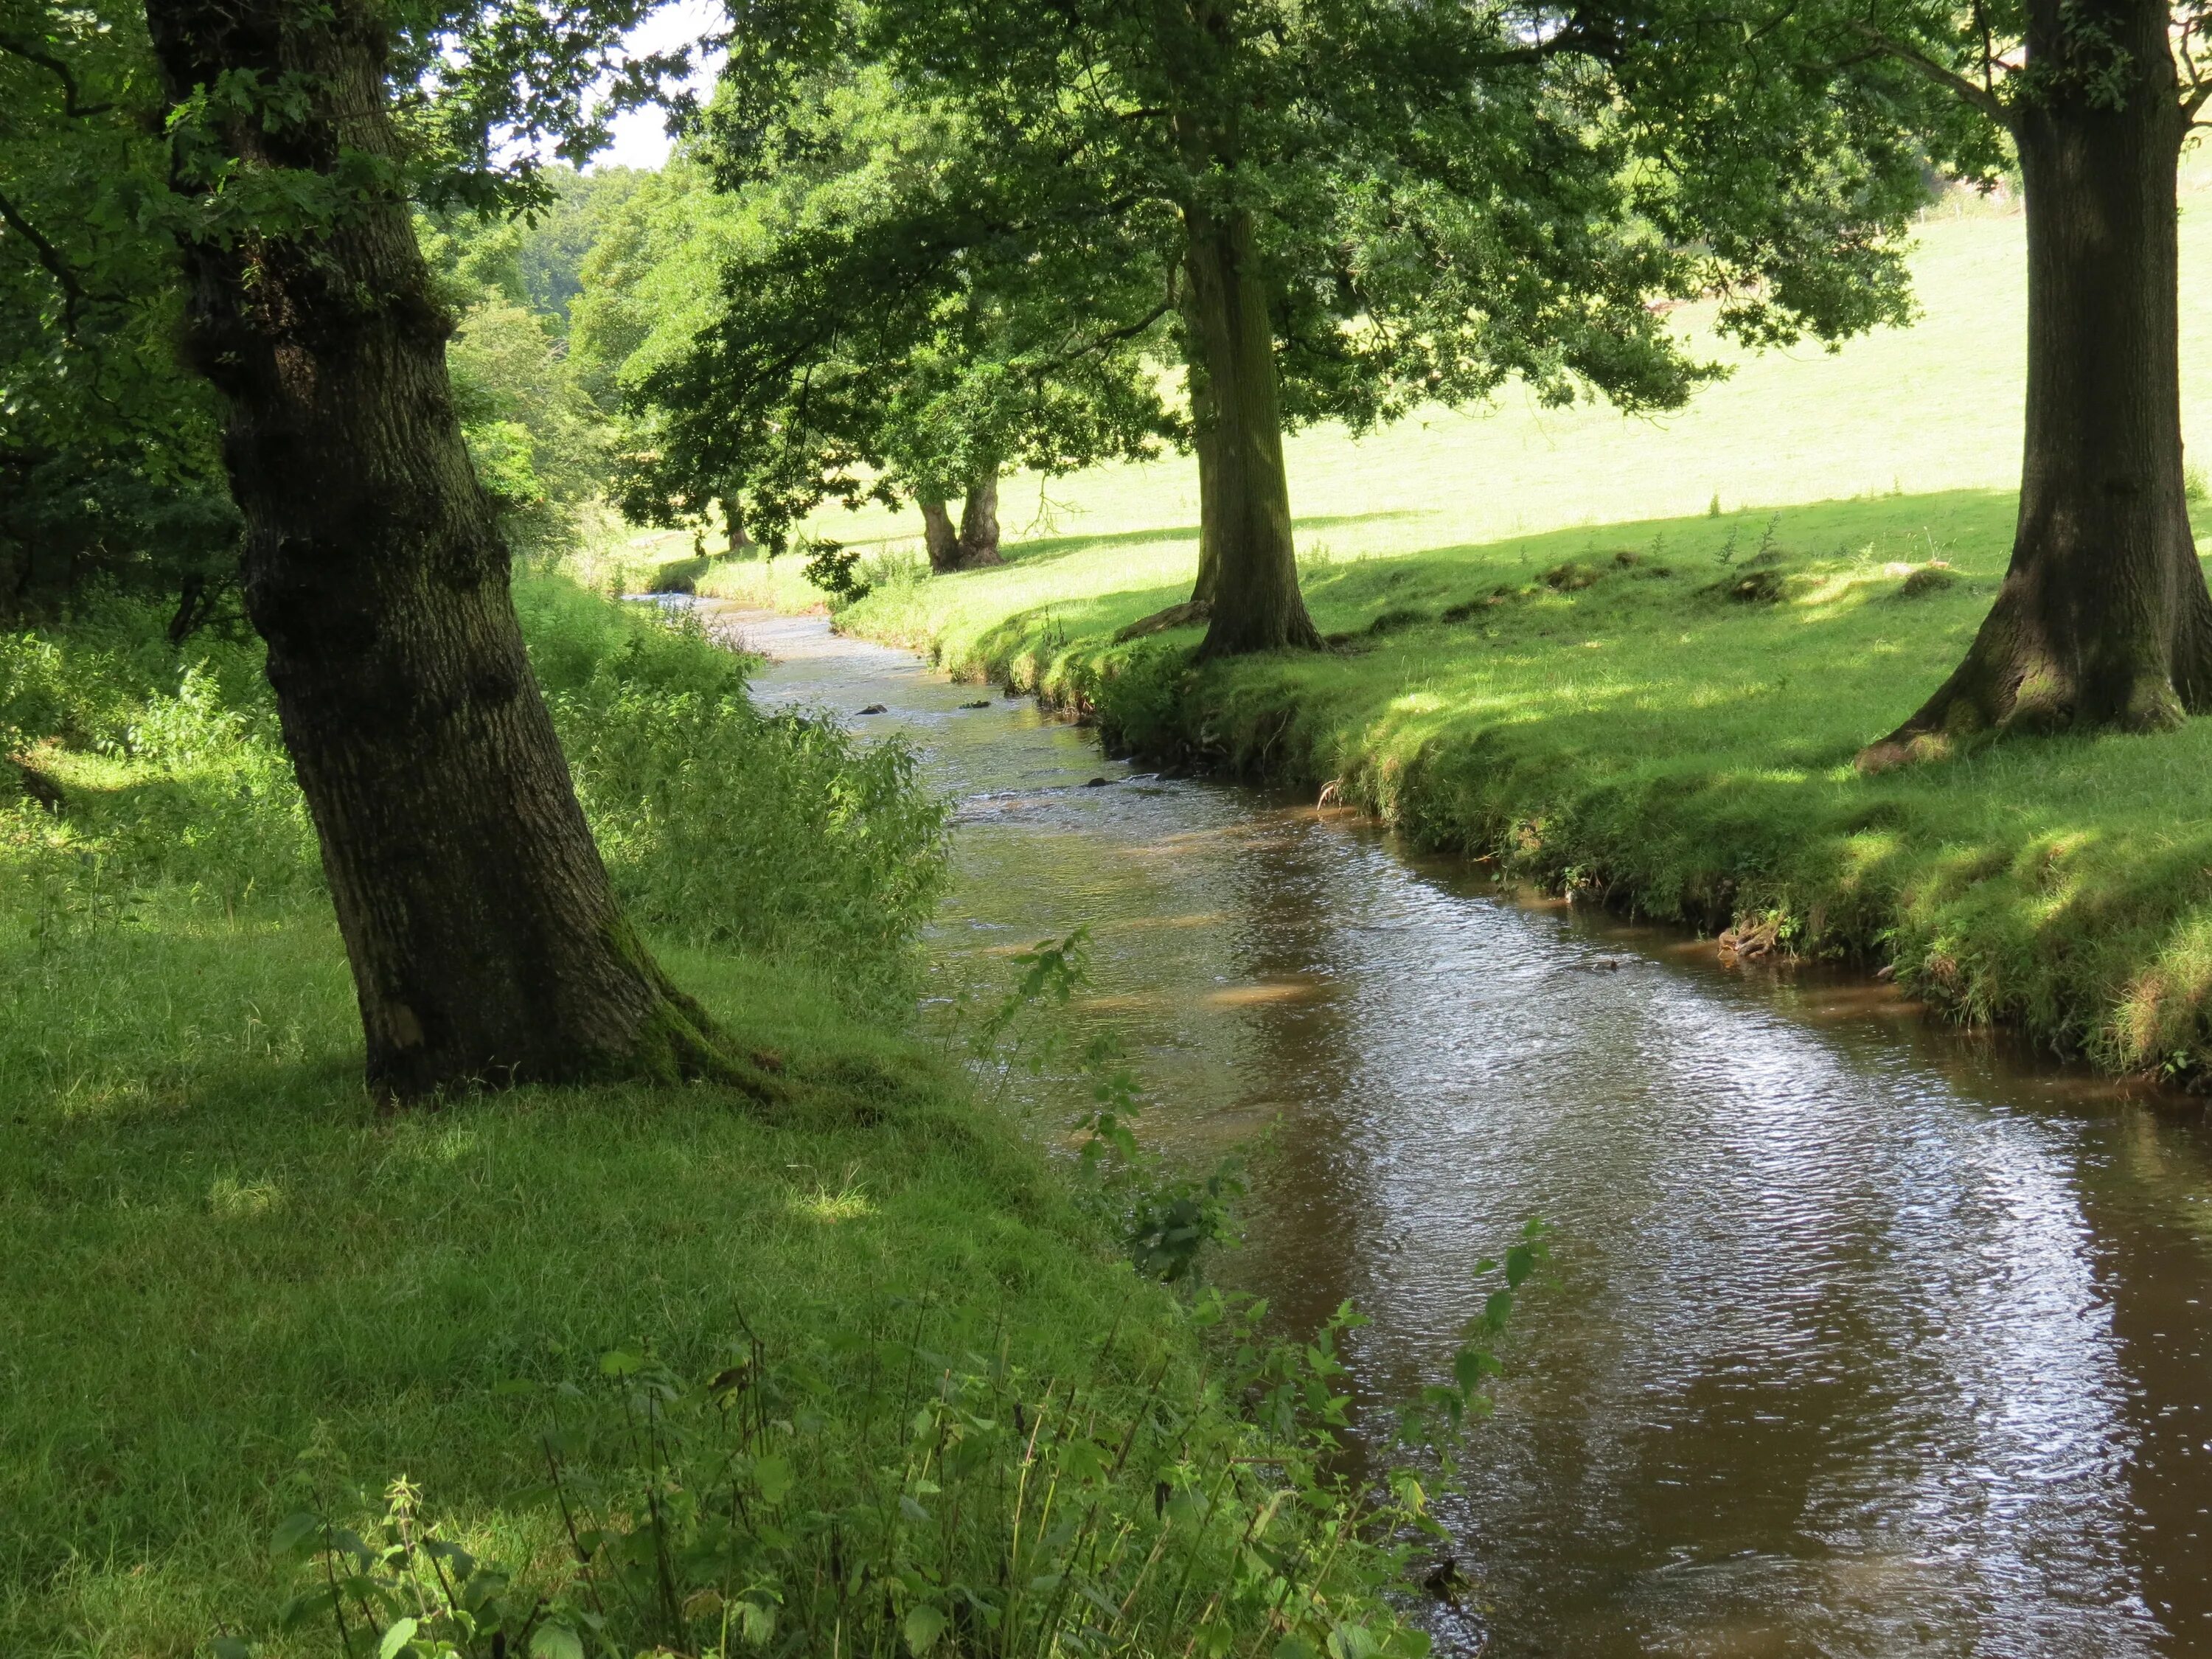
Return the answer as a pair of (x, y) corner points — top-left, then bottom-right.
(244, 1239), (1543, 1659)
(223, 1477), (552, 1659)
(801, 539), (872, 605)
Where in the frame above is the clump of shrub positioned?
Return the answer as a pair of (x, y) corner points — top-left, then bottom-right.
(1441, 585), (1517, 622)
(1367, 606), (1431, 635)
(1712, 568), (1788, 604)
(4, 572), (948, 998)
(524, 571), (950, 997)
(645, 555), (709, 595)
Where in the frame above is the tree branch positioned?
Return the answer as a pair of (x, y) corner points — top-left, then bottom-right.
(1040, 300), (1172, 370)
(0, 34), (114, 116)
(0, 187), (85, 338)
(1852, 24), (2009, 122)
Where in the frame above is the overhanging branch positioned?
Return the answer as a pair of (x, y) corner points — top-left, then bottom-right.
(1853, 24), (2009, 122)
(0, 187), (86, 338)
(1038, 299), (1173, 372)
(0, 34), (114, 116)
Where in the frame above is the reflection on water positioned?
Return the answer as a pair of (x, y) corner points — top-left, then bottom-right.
(716, 605), (2212, 1658)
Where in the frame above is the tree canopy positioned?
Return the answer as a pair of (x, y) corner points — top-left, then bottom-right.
(594, 68), (1173, 558)
(633, 0), (1938, 650)
(1, 0), (237, 626)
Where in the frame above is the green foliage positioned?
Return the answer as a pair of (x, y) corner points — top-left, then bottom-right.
(569, 160), (762, 401)
(0, 0), (240, 621)
(520, 574), (951, 995)
(2, 573), (947, 995)
(250, 1298), (1455, 1659)
(698, 0), (1935, 467)
(599, 69), (1172, 550)
(447, 302), (612, 553)
(799, 539), (872, 606)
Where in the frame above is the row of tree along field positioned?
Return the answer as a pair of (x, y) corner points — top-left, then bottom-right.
(4, 0), (2211, 1105)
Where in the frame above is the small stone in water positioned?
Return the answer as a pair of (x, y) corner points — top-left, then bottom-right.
(856, 703), (888, 714)
(1589, 954), (1629, 971)
(960, 698), (992, 709)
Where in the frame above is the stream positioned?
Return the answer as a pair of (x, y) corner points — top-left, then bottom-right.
(715, 604), (2212, 1658)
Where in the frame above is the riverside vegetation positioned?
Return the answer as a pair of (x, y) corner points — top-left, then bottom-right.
(0, 572), (1532, 1657)
(688, 181), (2212, 1085)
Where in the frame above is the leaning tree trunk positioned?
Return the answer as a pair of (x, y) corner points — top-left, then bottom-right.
(956, 470), (1004, 567)
(1180, 201), (1319, 657)
(918, 496), (961, 571)
(1863, 0), (2205, 763)
(145, 0), (759, 1100)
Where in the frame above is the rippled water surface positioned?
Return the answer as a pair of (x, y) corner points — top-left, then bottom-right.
(717, 605), (2212, 1658)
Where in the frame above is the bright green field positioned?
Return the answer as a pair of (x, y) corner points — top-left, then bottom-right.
(681, 173), (2212, 1081)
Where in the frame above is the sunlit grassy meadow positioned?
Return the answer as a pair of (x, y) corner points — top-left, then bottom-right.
(675, 172), (2212, 1080)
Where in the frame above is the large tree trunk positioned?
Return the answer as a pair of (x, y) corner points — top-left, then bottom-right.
(918, 495), (961, 571)
(1179, 202), (1319, 657)
(1863, 0), (2205, 765)
(145, 0), (759, 1100)
(956, 469), (1004, 566)
(720, 496), (755, 557)
(1180, 288), (1224, 608)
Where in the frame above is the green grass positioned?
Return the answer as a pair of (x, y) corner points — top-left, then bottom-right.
(0, 911), (1170, 1655)
(1, 582), (1450, 1659)
(716, 175), (2212, 1082)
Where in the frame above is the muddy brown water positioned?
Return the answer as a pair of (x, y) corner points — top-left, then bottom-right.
(712, 604), (2212, 1657)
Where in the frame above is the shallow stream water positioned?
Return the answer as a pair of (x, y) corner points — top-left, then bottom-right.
(715, 604), (2212, 1658)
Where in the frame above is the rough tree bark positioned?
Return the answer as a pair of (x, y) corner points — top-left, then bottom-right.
(1179, 199), (1319, 656)
(1180, 287), (1224, 608)
(918, 495), (961, 571)
(144, 0), (760, 1099)
(1863, 0), (2208, 763)
(956, 469), (1004, 566)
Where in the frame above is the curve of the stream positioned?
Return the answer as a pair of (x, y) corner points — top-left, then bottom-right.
(716, 604), (2212, 1658)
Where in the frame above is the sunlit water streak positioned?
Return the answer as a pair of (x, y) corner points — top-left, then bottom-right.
(711, 603), (2212, 1657)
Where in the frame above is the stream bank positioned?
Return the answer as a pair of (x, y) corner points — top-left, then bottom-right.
(798, 500), (2212, 1094)
(723, 601), (2212, 1658)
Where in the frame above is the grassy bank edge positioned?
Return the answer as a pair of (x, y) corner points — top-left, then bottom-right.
(731, 498), (2212, 1093)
